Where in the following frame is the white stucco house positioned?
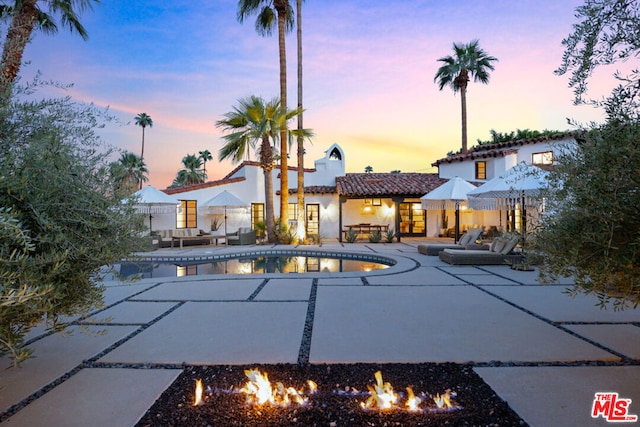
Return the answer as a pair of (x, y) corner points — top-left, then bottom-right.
(152, 143), (445, 242)
(430, 132), (578, 235)
(149, 132), (578, 242)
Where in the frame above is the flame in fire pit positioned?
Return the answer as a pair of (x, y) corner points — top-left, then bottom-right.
(359, 371), (461, 413)
(361, 371), (398, 410)
(194, 368), (461, 414)
(193, 379), (204, 406)
(406, 387), (421, 411)
(434, 390), (453, 409)
(239, 369), (317, 407)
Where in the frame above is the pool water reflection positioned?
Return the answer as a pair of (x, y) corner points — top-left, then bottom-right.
(118, 254), (390, 279)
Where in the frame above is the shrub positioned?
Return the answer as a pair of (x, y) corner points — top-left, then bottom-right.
(534, 120), (640, 309)
(0, 88), (146, 366)
(384, 228), (396, 243)
(368, 230), (382, 243)
(345, 228), (357, 243)
(274, 218), (297, 244)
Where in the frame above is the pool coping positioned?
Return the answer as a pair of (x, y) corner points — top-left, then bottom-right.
(119, 247), (419, 281)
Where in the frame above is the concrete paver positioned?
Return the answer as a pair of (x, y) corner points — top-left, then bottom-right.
(129, 278), (263, 301)
(479, 265), (576, 285)
(2, 241), (639, 426)
(0, 368), (181, 427)
(309, 286), (617, 363)
(81, 301), (178, 325)
(565, 324), (640, 359)
(102, 281), (158, 305)
(0, 326), (138, 412)
(99, 301), (308, 364)
(482, 285), (640, 322)
(475, 366), (640, 427)
(452, 273), (519, 285)
(367, 267), (467, 286)
(317, 277), (365, 286)
(254, 278), (312, 300)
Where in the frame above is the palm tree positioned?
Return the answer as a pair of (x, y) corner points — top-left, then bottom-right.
(295, 0), (306, 240)
(237, 0), (294, 225)
(113, 151), (148, 194)
(199, 149), (213, 178)
(174, 154), (205, 186)
(0, 0), (97, 98)
(434, 40), (497, 153)
(134, 112), (153, 160)
(365, 165), (373, 173)
(216, 95), (310, 243)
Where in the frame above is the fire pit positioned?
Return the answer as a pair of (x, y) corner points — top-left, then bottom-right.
(136, 363), (526, 426)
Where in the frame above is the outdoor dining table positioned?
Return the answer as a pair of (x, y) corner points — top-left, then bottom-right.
(343, 224), (389, 239)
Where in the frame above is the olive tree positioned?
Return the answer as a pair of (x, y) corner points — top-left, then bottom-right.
(556, 0), (640, 113)
(536, 0), (640, 309)
(534, 120), (640, 310)
(0, 86), (146, 366)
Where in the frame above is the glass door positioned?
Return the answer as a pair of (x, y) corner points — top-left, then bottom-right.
(306, 204), (319, 236)
(399, 202), (426, 236)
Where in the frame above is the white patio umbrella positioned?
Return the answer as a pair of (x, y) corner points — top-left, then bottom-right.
(132, 185), (180, 235)
(421, 177), (476, 242)
(467, 162), (550, 232)
(200, 190), (248, 243)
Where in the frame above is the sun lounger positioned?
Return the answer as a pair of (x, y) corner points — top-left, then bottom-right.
(417, 228), (483, 256)
(438, 235), (520, 265)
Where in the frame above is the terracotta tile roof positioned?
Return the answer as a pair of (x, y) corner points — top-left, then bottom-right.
(431, 131), (580, 167)
(163, 176), (245, 195)
(279, 185), (337, 195)
(336, 173), (446, 198)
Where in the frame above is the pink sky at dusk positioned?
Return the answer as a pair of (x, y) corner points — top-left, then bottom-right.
(15, 0), (615, 189)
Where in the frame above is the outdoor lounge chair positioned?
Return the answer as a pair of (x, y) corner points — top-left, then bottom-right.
(417, 228), (483, 256)
(226, 227), (256, 245)
(438, 234), (521, 265)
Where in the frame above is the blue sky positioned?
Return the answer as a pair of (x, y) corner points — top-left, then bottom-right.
(16, 0), (612, 188)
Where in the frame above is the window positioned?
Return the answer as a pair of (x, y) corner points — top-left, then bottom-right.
(251, 203), (264, 230)
(177, 200), (197, 228)
(532, 151), (553, 165)
(288, 203), (299, 223)
(475, 161), (486, 179)
(364, 198), (382, 206)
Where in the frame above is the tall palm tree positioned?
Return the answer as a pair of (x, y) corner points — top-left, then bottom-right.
(0, 0), (97, 98)
(134, 112), (152, 189)
(434, 40), (497, 153)
(198, 149), (213, 178)
(111, 151), (148, 195)
(237, 0), (294, 225)
(216, 95), (310, 243)
(295, 0), (306, 240)
(174, 154), (205, 186)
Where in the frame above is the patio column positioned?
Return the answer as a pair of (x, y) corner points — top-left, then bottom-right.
(392, 196), (402, 243)
(338, 196), (346, 242)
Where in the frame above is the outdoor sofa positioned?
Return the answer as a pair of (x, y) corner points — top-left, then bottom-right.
(155, 228), (219, 248)
(417, 228), (483, 256)
(226, 227), (256, 245)
(438, 234), (521, 265)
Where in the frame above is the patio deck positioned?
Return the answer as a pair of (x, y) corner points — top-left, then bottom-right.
(1, 238), (639, 426)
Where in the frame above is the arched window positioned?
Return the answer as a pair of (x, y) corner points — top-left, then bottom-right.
(329, 147), (342, 160)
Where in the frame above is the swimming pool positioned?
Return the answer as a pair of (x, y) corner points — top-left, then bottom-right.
(117, 250), (395, 279)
